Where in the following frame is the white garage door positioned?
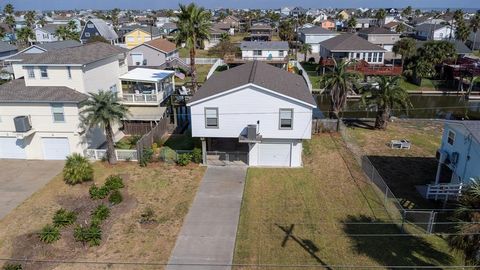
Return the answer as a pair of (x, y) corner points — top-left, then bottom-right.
(42, 137), (70, 160)
(0, 137), (26, 159)
(258, 142), (291, 167)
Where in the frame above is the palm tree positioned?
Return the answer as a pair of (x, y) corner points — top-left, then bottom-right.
(16, 27), (34, 47)
(279, 20), (295, 43)
(175, 3), (211, 92)
(299, 43), (312, 62)
(3, 4), (14, 15)
(392, 38), (416, 69)
(469, 13), (480, 49)
(395, 23), (406, 33)
(360, 76), (411, 130)
(24, 11), (35, 28)
(321, 59), (359, 119)
(38, 16), (47, 27)
(447, 180), (480, 266)
(347, 17), (357, 32)
(81, 91), (128, 165)
(220, 32), (230, 42)
(55, 25), (70, 40)
(401, 6), (412, 18)
(375, 9), (386, 26)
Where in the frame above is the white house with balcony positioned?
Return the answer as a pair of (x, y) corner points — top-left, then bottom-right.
(188, 61), (317, 167)
(0, 42), (128, 160)
(225, 41), (289, 67)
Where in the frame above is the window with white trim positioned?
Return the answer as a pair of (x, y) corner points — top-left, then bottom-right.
(40, 66), (48, 78)
(205, 108), (219, 128)
(51, 103), (65, 122)
(279, 108), (293, 129)
(447, 130), (455, 145)
(27, 67), (35, 79)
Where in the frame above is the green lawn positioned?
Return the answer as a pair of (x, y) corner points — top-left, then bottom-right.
(178, 47), (218, 58)
(399, 78), (455, 92)
(300, 62), (324, 89)
(234, 134), (461, 268)
(175, 64), (212, 85)
(473, 50), (480, 57)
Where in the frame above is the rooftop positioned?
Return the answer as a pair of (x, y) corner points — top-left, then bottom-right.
(142, 38), (177, 53)
(358, 26), (400, 35)
(0, 79), (88, 103)
(319, 33), (386, 51)
(0, 41), (17, 53)
(119, 68), (175, 83)
(189, 61), (316, 106)
(300, 26), (336, 35)
(240, 41), (289, 51)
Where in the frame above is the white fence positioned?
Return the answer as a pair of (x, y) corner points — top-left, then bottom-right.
(426, 183), (463, 200)
(182, 58), (220, 65)
(294, 61), (313, 92)
(85, 149), (138, 161)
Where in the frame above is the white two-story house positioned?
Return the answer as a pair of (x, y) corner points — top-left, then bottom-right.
(0, 42), (128, 160)
(225, 41), (289, 67)
(298, 26), (339, 53)
(188, 61), (317, 167)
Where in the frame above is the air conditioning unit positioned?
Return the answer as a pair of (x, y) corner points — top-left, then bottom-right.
(247, 124), (257, 140)
(14, 116), (32, 132)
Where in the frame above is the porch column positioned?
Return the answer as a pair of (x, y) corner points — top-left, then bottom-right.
(201, 137), (207, 166)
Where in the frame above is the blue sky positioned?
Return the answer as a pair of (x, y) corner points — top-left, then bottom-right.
(1, 0), (479, 10)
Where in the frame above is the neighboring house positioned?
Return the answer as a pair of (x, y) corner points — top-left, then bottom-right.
(249, 24), (273, 41)
(127, 38), (178, 67)
(34, 24), (62, 43)
(467, 31), (480, 50)
(212, 22), (235, 35)
(355, 18), (378, 30)
(298, 26), (339, 53)
(0, 41), (17, 61)
(281, 7), (292, 16)
(416, 40), (472, 57)
(80, 19), (119, 44)
(0, 42), (128, 160)
(224, 41), (288, 66)
(358, 27), (401, 59)
(290, 7), (307, 17)
(319, 20), (336, 31)
(188, 61), (316, 167)
(204, 26), (228, 50)
(415, 24), (455, 41)
(160, 22), (178, 36)
(383, 21), (415, 34)
(221, 15), (241, 30)
(337, 10), (350, 20)
(319, 33), (387, 64)
(312, 13), (329, 23)
(124, 27), (163, 49)
(428, 121), (480, 198)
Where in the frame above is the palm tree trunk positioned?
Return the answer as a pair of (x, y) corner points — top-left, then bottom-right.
(105, 121), (117, 164)
(473, 31), (478, 52)
(304, 52), (307, 63)
(375, 107), (390, 130)
(190, 45), (197, 92)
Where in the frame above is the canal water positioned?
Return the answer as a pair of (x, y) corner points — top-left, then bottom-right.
(315, 94), (480, 120)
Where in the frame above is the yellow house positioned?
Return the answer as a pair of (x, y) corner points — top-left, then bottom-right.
(337, 10), (350, 20)
(125, 28), (161, 49)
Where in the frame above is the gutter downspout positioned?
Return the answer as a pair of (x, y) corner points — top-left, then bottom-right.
(461, 134), (473, 184)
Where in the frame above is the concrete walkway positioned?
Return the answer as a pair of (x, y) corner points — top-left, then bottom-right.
(167, 166), (247, 270)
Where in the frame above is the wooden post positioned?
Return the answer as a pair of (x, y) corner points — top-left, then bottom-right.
(201, 137), (207, 166)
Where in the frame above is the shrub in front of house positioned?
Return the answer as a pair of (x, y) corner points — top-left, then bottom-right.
(159, 146), (177, 163)
(38, 224), (61, 244)
(139, 147), (154, 167)
(89, 184), (109, 200)
(52, 208), (77, 227)
(108, 190), (123, 205)
(91, 204), (110, 224)
(74, 224), (102, 247)
(177, 153), (192, 166)
(63, 153), (94, 185)
(2, 263), (23, 270)
(191, 148), (202, 163)
(104, 175), (124, 191)
(139, 206), (156, 224)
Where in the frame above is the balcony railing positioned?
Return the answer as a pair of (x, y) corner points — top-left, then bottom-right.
(122, 94), (160, 104)
(426, 183), (463, 200)
(224, 54), (288, 63)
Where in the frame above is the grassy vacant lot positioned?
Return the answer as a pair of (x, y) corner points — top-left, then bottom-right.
(348, 120), (443, 209)
(175, 64), (212, 85)
(234, 134), (460, 268)
(0, 162), (205, 270)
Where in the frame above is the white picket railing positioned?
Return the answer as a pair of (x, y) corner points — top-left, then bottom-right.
(85, 149), (138, 161)
(122, 94), (159, 104)
(295, 61), (313, 92)
(426, 183), (463, 200)
(182, 58), (220, 65)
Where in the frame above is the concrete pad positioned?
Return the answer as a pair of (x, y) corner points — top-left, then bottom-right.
(0, 159), (64, 220)
(166, 166), (247, 270)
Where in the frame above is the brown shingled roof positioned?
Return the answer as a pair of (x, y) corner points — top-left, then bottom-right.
(0, 79), (88, 103)
(144, 38), (177, 53)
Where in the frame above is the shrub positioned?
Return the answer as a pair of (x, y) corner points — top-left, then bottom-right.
(108, 190), (123, 205)
(52, 208), (77, 227)
(303, 140), (312, 156)
(89, 184), (109, 200)
(191, 148), (202, 163)
(2, 264), (22, 270)
(104, 175), (124, 191)
(177, 153), (191, 166)
(92, 204), (110, 223)
(159, 146), (177, 163)
(74, 224), (102, 246)
(38, 224), (60, 243)
(139, 206), (156, 224)
(63, 153), (94, 185)
(139, 147), (154, 167)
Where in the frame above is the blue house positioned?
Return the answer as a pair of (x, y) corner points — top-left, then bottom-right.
(80, 19), (118, 44)
(427, 121), (480, 199)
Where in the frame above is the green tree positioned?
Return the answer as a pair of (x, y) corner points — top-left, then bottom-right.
(360, 76), (411, 129)
(86, 35), (109, 44)
(24, 10), (35, 28)
(401, 6), (412, 18)
(175, 3), (211, 91)
(299, 43), (312, 62)
(16, 27), (34, 47)
(447, 180), (480, 266)
(414, 9), (422, 17)
(208, 39), (238, 58)
(392, 37), (416, 68)
(110, 8), (120, 31)
(279, 19), (294, 43)
(470, 13), (480, 50)
(455, 19), (470, 42)
(80, 91), (128, 164)
(347, 17), (357, 32)
(395, 23), (406, 33)
(3, 3), (13, 15)
(375, 9), (386, 26)
(4, 15), (15, 32)
(38, 16), (47, 27)
(320, 59), (359, 119)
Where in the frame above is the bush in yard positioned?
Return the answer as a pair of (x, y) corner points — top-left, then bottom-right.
(91, 204), (110, 224)
(139, 147), (154, 167)
(159, 146), (177, 163)
(89, 184), (109, 200)
(63, 153), (94, 185)
(104, 175), (124, 191)
(2, 264), (22, 270)
(108, 190), (123, 205)
(177, 153), (191, 166)
(38, 224), (60, 243)
(74, 224), (102, 246)
(52, 208), (77, 227)
(139, 206), (156, 224)
(191, 148), (202, 163)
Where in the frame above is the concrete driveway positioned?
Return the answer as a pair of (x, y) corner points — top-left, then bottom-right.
(167, 166), (247, 270)
(0, 159), (64, 220)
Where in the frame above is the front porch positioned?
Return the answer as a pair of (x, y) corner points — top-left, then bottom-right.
(119, 68), (175, 105)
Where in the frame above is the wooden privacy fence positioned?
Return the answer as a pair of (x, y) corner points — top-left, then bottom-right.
(311, 118), (339, 133)
(136, 116), (169, 161)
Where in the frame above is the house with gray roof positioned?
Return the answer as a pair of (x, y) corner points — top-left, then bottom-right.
(415, 23), (455, 41)
(188, 61), (316, 167)
(319, 33), (387, 64)
(80, 19), (119, 44)
(298, 26), (339, 53)
(34, 24), (62, 43)
(358, 27), (401, 59)
(225, 41), (289, 66)
(0, 42), (129, 160)
(0, 41), (17, 60)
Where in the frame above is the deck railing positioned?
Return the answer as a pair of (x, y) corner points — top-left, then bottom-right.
(122, 94), (159, 104)
(84, 149), (138, 161)
(426, 183), (463, 200)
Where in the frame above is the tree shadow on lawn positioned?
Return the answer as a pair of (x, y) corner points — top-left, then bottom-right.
(367, 155), (441, 209)
(342, 215), (454, 269)
(344, 119), (375, 130)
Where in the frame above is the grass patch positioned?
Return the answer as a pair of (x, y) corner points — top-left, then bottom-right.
(175, 64), (212, 85)
(300, 62), (324, 89)
(234, 134), (461, 268)
(399, 78), (454, 92)
(0, 162), (205, 268)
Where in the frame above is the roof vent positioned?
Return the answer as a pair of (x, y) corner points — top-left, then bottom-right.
(14, 116), (32, 133)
